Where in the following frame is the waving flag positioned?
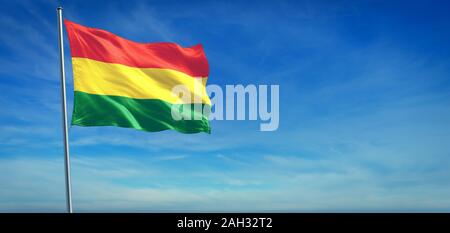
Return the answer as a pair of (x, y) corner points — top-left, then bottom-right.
(64, 20), (211, 133)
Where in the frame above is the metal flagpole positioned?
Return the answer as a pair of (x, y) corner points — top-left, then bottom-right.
(57, 6), (73, 213)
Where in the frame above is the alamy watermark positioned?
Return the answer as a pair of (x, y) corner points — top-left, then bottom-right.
(171, 81), (279, 131)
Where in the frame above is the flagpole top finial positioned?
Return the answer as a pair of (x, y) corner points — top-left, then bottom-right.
(57, 6), (63, 11)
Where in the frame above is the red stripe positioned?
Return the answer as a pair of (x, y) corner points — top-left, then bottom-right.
(64, 20), (209, 77)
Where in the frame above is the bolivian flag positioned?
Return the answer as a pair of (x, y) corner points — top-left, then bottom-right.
(64, 20), (211, 133)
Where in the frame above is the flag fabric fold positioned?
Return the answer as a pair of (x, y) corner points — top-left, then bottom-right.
(64, 20), (211, 133)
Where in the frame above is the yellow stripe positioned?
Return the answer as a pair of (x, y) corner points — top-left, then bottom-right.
(72, 58), (210, 105)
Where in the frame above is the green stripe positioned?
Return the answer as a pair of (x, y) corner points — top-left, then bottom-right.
(72, 91), (211, 134)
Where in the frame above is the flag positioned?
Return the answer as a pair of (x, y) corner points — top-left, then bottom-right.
(64, 20), (211, 134)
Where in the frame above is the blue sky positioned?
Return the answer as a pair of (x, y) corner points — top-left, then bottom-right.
(1, 0), (450, 212)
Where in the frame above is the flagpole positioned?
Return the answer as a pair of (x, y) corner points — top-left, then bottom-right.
(57, 6), (73, 213)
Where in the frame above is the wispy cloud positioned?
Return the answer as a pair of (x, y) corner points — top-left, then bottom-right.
(1, 153), (450, 212)
(1, 0), (450, 212)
